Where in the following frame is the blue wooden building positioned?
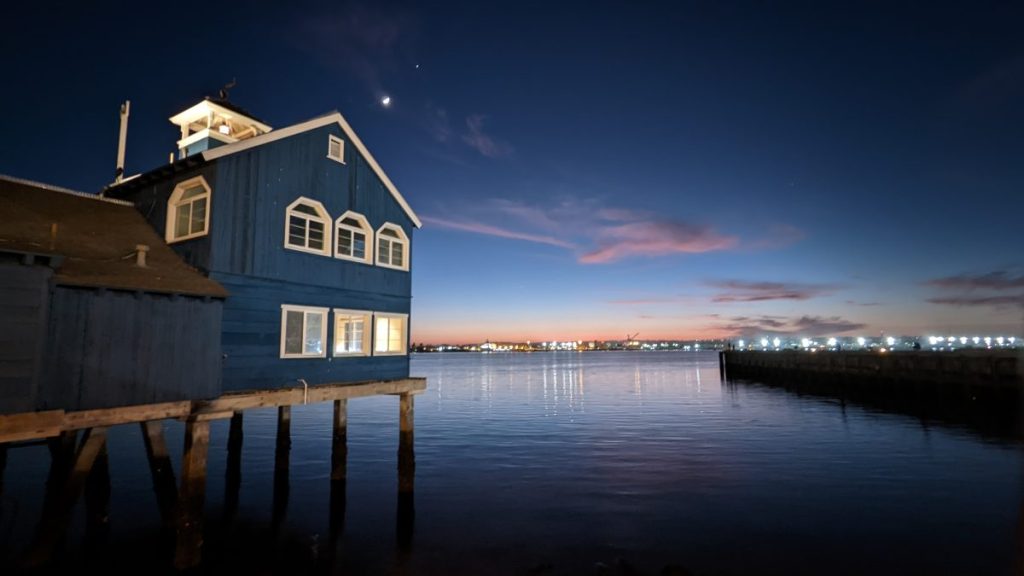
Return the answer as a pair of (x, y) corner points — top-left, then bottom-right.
(0, 176), (227, 414)
(106, 98), (422, 392)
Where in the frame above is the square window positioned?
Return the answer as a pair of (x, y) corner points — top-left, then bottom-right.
(373, 313), (408, 355)
(334, 309), (371, 356)
(328, 135), (345, 163)
(280, 305), (329, 358)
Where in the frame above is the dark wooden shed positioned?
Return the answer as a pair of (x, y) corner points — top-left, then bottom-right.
(0, 176), (228, 413)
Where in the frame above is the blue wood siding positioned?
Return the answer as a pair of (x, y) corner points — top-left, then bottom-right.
(40, 288), (222, 411)
(119, 164), (219, 273)
(209, 124), (414, 295)
(0, 260), (51, 414)
(215, 271), (409, 391)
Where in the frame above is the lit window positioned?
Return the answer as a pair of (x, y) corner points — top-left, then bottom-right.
(335, 211), (373, 264)
(375, 223), (409, 271)
(166, 176), (211, 243)
(327, 135), (345, 163)
(280, 305), (329, 358)
(374, 313), (408, 355)
(285, 197), (331, 256)
(334, 309), (371, 356)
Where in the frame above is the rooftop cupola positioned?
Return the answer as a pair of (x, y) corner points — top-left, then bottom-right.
(169, 97), (272, 159)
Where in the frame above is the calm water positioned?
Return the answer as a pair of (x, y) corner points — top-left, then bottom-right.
(1, 351), (1021, 575)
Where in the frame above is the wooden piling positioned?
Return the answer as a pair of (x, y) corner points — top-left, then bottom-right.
(24, 427), (108, 567)
(174, 418), (210, 570)
(84, 443), (111, 562)
(272, 405), (291, 532)
(140, 420), (178, 534)
(396, 393), (415, 549)
(331, 399), (348, 482)
(224, 411), (243, 522)
(398, 393), (415, 493)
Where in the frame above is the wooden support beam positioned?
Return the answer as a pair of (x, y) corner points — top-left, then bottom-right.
(224, 411), (243, 523)
(84, 443), (111, 561)
(0, 410), (63, 443)
(174, 419), (210, 570)
(0, 379), (426, 444)
(398, 393), (415, 494)
(23, 427), (108, 567)
(331, 399), (348, 482)
(272, 406), (291, 532)
(0, 443), (7, 515)
(140, 420), (178, 534)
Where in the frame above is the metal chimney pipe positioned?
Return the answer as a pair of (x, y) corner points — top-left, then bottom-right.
(115, 100), (130, 183)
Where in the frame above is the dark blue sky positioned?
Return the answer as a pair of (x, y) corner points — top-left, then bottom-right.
(3, 1), (1022, 342)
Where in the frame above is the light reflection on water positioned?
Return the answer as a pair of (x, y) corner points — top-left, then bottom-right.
(0, 351), (1020, 575)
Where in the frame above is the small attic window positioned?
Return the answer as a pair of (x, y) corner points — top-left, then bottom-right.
(285, 197), (331, 256)
(166, 176), (211, 243)
(328, 135), (345, 164)
(335, 211), (372, 264)
(376, 223), (409, 271)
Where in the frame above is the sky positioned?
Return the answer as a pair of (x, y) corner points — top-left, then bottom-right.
(2, 1), (1023, 344)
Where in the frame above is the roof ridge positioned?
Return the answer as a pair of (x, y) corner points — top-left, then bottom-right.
(0, 174), (133, 206)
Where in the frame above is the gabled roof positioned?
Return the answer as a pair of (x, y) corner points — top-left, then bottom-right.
(0, 175), (228, 298)
(201, 111), (422, 228)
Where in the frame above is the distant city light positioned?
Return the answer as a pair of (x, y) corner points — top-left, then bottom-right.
(381, 95), (392, 107)
(996, 336), (1005, 346)
(1011, 337), (1017, 344)
(973, 336), (981, 345)
(801, 338), (811, 348)
(857, 337), (866, 347)
(761, 338), (769, 348)
(959, 336), (967, 345)
(886, 336), (895, 346)
(738, 339), (745, 348)
(827, 337), (837, 347)
(773, 338), (781, 348)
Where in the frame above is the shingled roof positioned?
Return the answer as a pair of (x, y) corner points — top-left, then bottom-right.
(0, 175), (227, 298)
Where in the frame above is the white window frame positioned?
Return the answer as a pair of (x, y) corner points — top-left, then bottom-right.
(333, 308), (372, 357)
(334, 211), (373, 264)
(375, 222), (410, 271)
(373, 312), (408, 356)
(165, 176), (211, 243)
(327, 134), (345, 164)
(280, 304), (329, 359)
(284, 197), (332, 256)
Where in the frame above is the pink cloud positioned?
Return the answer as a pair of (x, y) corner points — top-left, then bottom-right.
(579, 221), (738, 264)
(748, 223), (805, 250)
(421, 215), (574, 248)
(707, 280), (840, 302)
(462, 115), (513, 158)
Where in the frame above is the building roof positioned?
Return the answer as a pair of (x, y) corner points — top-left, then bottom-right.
(0, 175), (228, 298)
(107, 108), (422, 228)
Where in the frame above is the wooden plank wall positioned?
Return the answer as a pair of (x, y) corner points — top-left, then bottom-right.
(215, 272), (410, 391)
(0, 260), (52, 414)
(40, 287), (223, 411)
(211, 124), (415, 293)
(121, 164), (219, 274)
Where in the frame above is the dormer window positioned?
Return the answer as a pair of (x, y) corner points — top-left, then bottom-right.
(335, 211), (372, 264)
(328, 135), (345, 164)
(376, 223), (409, 271)
(285, 197), (331, 256)
(166, 176), (211, 243)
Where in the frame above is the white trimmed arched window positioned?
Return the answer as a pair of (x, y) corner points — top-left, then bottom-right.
(375, 223), (409, 271)
(166, 176), (211, 243)
(334, 211), (373, 264)
(284, 197), (331, 256)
